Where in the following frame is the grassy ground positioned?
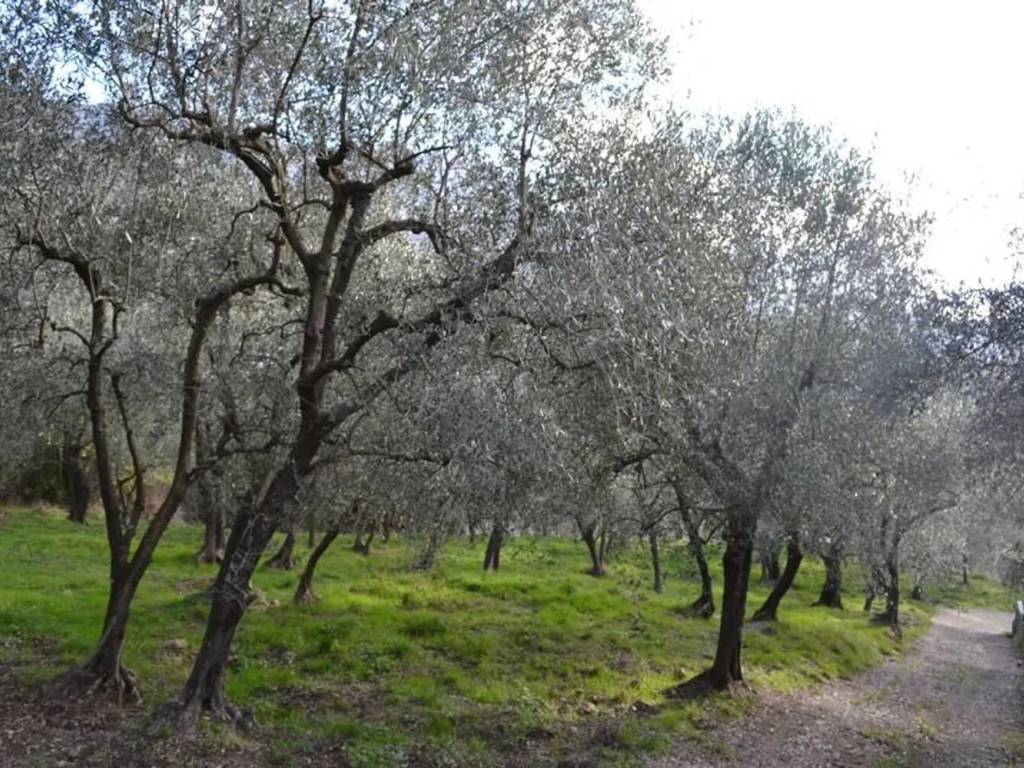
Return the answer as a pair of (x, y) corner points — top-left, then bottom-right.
(927, 573), (1016, 613)
(0, 506), (974, 767)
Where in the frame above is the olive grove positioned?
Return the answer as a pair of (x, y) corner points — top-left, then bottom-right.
(1, 0), (1022, 744)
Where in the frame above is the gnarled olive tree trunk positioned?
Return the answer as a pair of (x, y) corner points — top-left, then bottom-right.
(759, 548), (781, 583)
(179, 465), (301, 724)
(352, 501), (375, 556)
(878, 538), (902, 634)
(295, 525), (340, 604)
(483, 522), (505, 572)
(194, 424), (225, 564)
(704, 521), (755, 687)
(579, 522), (606, 577)
(813, 541), (843, 609)
(752, 533), (803, 622)
(673, 486), (714, 618)
(61, 434), (91, 524)
(27, 233), (275, 704)
(265, 529), (298, 570)
(648, 529), (664, 593)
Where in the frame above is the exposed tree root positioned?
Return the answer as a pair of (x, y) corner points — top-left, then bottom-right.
(664, 670), (750, 701)
(264, 552), (299, 570)
(51, 660), (142, 706)
(156, 692), (257, 735)
(195, 548), (224, 565)
(264, 534), (299, 570)
(679, 595), (715, 619)
(750, 606), (778, 622)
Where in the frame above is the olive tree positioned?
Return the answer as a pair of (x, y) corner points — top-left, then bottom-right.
(56, 0), (664, 723)
(544, 110), (931, 689)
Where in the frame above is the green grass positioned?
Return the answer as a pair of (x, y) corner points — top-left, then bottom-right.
(0, 506), (959, 766)
(926, 573), (1016, 612)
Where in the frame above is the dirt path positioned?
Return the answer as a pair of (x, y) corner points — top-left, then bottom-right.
(653, 608), (1024, 768)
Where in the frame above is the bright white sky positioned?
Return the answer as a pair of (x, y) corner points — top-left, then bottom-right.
(639, 0), (1024, 288)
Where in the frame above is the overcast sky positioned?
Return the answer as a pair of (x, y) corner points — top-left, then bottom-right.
(639, 0), (1023, 288)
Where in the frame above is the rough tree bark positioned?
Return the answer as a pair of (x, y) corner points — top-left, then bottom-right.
(752, 534), (802, 622)
(178, 465), (302, 726)
(264, 530), (298, 570)
(294, 525), (340, 604)
(881, 553), (901, 635)
(352, 501), (374, 556)
(352, 523), (374, 556)
(864, 514), (902, 635)
(579, 522), (606, 577)
(759, 549), (781, 583)
(864, 582), (877, 612)
(198, 509), (225, 565)
(194, 425), (225, 564)
(61, 433), (90, 524)
(648, 529), (664, 593)
(674, 488), (714, 618)
(701, 521), (754, 689)
(380, 510), (394, 543)
(483, 521), (505, 572)
(813, 541), (844, 609)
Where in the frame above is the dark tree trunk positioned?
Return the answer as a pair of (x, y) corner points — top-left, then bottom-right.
(294, 526), (339, 604)
(53, 268), (265, 707)
(759, 549), (781, 583)
(56, 566), (140, 703)
(649, 530), (664, 593)
(352, 526), (374, 556)
(580, 524), (605, 577)
(62, 439), (90, 524)
(352, 504), (374, 556)
(702, 523), (754, 688)
(193, 424), (223, 564)
(177, 589), (252, 727)
(176, 485), (287, 728)
(265, 530), (298, 570)
(882, 567), (900, 634)
(874, 535), (902, 636)
(814, 543), (844, 609)
(689, 544), (715, 618)
(910, 581), (924, 601)
(194, 469), (225, 565)
(677, 499), (714, 618)
(961, 553), (969, 586)
(483, 523), (504, 572)
(752, 535), (802, 622)
(198, 510), (225, 564)
(412, 505), (452, 571)
(868, 514), (902, 635)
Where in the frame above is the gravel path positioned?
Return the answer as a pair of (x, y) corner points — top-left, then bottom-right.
(652, 608), (1024, 768)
